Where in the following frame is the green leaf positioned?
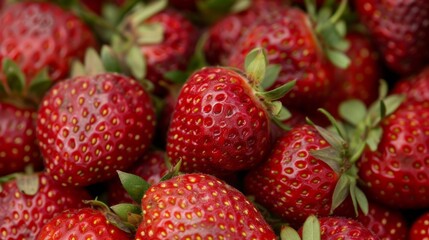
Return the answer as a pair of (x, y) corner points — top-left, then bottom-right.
(325, 49), (350, 69)
(137, 23), (164, 45)
(84, 48), (106, 75)
(366, 127), (382, 151)
(275, 104), (292, 121)
(331, 174), (350, 213)
(261, 64), (281, 90)
(101, 45), (122, 73)
(313, 124), (347, 151)
(164, 71), (189, 84)
(339, 99), (367, 126)
(117, 170), (150, 204)
(355, 186), (369, 215)
(125, 45), (146, 80)
(317, 108), (347, 139)
(131, 0), (167, 26)
(230, 0), (251, 13)
(28, 68), (52, 97)
(16, 174), (39, 196)
(335, 21), (347, 37)
(71, 60), (86, 78)
(310, 147), (342, 173)
(110, 203), (142, 221)
(349, 181), (358, 216)
(257, 80), (295, 101)
(245, 48), (267, 84)
(349, 140), (366, 163)
(378, 79), (388, 100)
(159, 160), (182, 182)
(2, 58), (26, 94)
(302, 215), (321, 240)
(280, 225), (301, 240)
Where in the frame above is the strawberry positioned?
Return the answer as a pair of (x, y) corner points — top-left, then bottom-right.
(36, 73), (156, 187)
(107, 150), (168, 205)
(0, 2), (97, 86)
(391, 66), (429, 104)
(204, 0), (285, 65)
(356, 200), (408, 240)
(358, 100), (429, 208)
(135, 173), (277, 239)
(354, 0), (429, 75)
(0, 102), (41, 176)
(166, 49), (292, 176)
(321, 32), (381, 119)
(227, 2), (350, 112)
(313, 216), (379, 239)
(409, 212), (429, 240)
(0, 172), (91, 239)
(36, 207), (132, 239)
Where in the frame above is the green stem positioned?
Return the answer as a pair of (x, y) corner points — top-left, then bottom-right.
(328, 0), (348, 25)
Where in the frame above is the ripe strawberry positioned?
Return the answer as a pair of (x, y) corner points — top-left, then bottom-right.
(354, 0), (429, 75)
(409, 212), (429, 240)
(321, 32), (380, 119)
(107, 150), (168, 205)
(166, 48), (291, 176)
(0, 172), (91, 239)
(314, 216), (379, 239)
(227, 4), (347, 111)
(0, 2), (97, 85)
(356, 200), (408, 240)
(135, 173), (277, 240)
(0, 102), (41, 176)
(358, 101), (429, 208)
(36, 207), (132, 239)
(36, 73), (156, 187)
(391, 66), (429, 104)
(204, 0), (285, 65)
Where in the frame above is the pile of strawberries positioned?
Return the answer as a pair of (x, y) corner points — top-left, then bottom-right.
(1, 0), (429, 239)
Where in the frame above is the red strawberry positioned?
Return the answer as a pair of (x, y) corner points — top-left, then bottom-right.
(165, 47), (290, 176)
(0, 102), (41, 176)
(321, 32), (381, 119)
(409, 212), (429, 240)
(135, 173), (277, 240)
(358, 101), (429, 208)
(315, 216), (379, 239)
(391, 66), (429, 104)
(204, 0), (285, 65)
(107, 150), (168, 205)
(354, 0), (429, 75)
(227, 4), (348, 112)
(0, 172), (91, 239)
(356, 200), (408, 240)
(36, 73), (156, 187)
(244, 124), (338, 227)
(36, 207), (132, 239)
(0, 2), (97, 85)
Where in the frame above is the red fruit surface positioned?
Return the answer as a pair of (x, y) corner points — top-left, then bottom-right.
(228, 7), (333, 111)
(166, 67), (271, 175)
(392, 66), (429, 104)
(36, 73), (156, 187)
(244, 124), (338, 227)
(0, 172), (91, 239)
(135, 173), (277, 240)
(358, 101), (429, 208)
(0, 2), (97, 83)
(107, 150), (168, 205)
(316, 216), (379, 239)
(354, 0), (429, 75)
(409, 212), (429, 240)
(36, 208), (132, 240)
(0, 102), (41, 176)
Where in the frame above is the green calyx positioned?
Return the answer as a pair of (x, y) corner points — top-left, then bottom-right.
(280, 215), (321, 240)
(242, 48), (295, 126)
(305, 0), (351, 69)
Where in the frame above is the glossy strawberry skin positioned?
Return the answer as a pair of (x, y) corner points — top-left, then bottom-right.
(354, 0), (429, 75)
(0, 2), (97, 84)
(322, 32), (380, 118)
(36, 208), (132, 240)
(409, 212), (429, 240)
(107, 150), (168, 205)
(392, 66), (429, 104)
(228, 7), (333, 111)
(131, 9), (198, 96)
(135, 173), (277, 240)
(166, 67), (271, 175)
(244, 124), (338, 227)
(0, 172), (91, 240)
(358, 101), (429, 208)
(315, 217), (379, 239)
(36, 73), (156, 187)
(0, 102), (41, 176)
